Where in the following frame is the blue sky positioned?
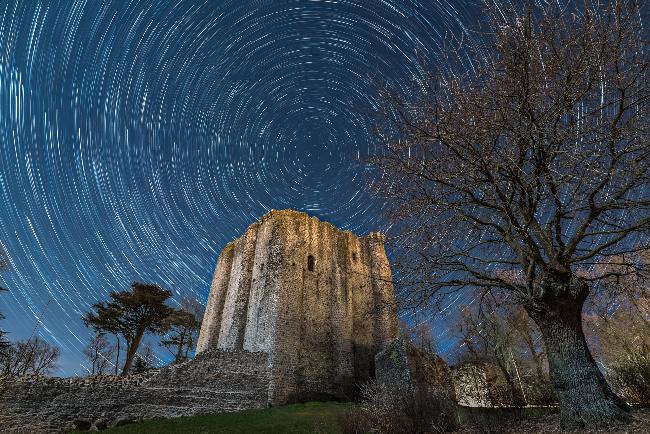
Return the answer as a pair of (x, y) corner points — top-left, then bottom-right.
(0, 0), (487, 376)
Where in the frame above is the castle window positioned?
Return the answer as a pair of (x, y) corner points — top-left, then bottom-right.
(307, 255), (315, 272)
(352, 252), (357, 261)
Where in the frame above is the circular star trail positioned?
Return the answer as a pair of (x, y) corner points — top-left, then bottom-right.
(0, 0), (481, 374)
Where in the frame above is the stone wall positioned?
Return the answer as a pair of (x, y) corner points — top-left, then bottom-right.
(0, 209), (399, 433)
(0, 349), (270, 433)
(451, 362), (529, 407)
(451, 363), (493, 407)
(375, 337), (456, 400)
(196, 209), (399, 403)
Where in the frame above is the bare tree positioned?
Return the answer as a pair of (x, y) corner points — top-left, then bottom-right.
(455, 298), (555, 406)
(371, 1), (648, 427)
(0, 336), (60, 376)
(406, 321), (437, 354)
(161, 297), (202, 363)
(0, 244), (9, 273)
(0, 287), (8, 350)
(0, 245), (10, 349)
(83, 334), (116, 375)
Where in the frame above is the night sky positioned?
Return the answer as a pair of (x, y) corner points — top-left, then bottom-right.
(0, 0), (489, 375)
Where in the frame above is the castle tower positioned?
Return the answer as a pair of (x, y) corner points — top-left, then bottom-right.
(196, 209), (399, 403)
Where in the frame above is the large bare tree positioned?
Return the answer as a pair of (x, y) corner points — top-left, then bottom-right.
(371, 1), (649, 427)
(0, 245), (10, 348)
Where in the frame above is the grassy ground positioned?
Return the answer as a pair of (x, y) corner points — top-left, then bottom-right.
(81, 402), (352, 434)
(73, 402), (650, 433)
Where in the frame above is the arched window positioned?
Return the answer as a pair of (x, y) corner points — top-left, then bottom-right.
(307, 255), (315, 272)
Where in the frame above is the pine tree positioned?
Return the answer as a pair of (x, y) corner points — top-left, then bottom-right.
(83, 282), (174, 375)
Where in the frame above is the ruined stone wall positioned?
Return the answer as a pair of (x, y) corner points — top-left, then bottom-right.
(0, 350), (270, 433)
(451, 363), (492, 407)
(375, 337), (457, 400)
(0, 209), (398, 433)
(196, 209), (399, 403)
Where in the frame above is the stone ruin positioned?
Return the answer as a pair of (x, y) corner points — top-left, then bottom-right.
(0, 209), (401, 432)
(0, 349), (270, 432)
(0, 209), (498, 433)
(375, 337), (456, 400)
(452, 363), (493, 407)
(196, 208), (400, 403)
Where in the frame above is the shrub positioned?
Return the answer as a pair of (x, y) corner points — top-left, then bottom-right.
(524, 375), (557, 406)
(341, 380), (458, 433)
(609, 353), (650, 405)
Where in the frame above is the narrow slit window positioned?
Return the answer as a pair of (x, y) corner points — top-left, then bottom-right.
(352, 252), (357, 261)
(307, 255), (315, 272)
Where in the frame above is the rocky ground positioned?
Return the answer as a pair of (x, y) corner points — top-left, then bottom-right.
(458, 407), (650, 434)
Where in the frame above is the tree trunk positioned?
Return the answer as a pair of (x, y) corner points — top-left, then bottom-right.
(526, 274), (630, 428)
(495, 350), (526, 406)
(113, 334), (120, 376)
(121, 329), (144, 376)
(175, 331), (185, 363)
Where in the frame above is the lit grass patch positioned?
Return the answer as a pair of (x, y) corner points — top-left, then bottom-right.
(74, 401), (353, 434)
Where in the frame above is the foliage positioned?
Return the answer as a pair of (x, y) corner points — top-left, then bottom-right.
(608, 353), (650, 406)
(83, 282), (175, 375)
(0, 336), (60, 376)
(132, 340), (155, 374)
(161, 297), (202, 363)
(341, 381), (457, 434)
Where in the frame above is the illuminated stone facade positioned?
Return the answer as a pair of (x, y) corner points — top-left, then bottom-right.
(197, 209), (399, 402)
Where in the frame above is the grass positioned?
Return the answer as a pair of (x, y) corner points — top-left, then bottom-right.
(76, 401), (353, 434)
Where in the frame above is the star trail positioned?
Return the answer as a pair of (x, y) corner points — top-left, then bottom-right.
(0, 0), (483, 375)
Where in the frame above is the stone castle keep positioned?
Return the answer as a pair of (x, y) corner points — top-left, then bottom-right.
(0, 209), (399, 432)
(197, 208), (399, 402)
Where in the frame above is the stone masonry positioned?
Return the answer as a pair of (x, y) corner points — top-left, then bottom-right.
(197, 208), (400, 402)
(0, 209), (399, 432)
(0, 349), (270, 433)
(375, 337), (456, 400)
